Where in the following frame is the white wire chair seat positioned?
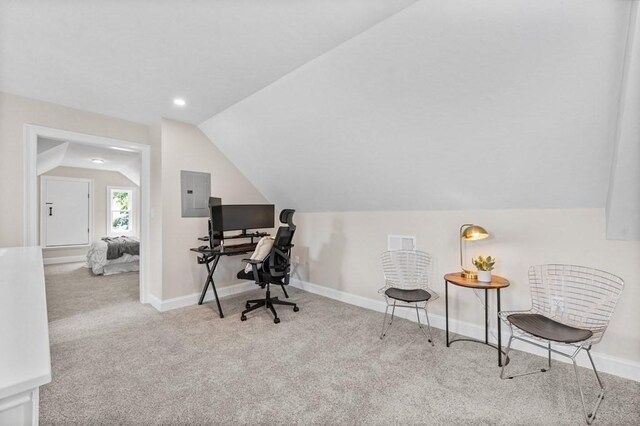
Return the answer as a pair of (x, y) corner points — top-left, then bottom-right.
(378, 250), (438, 344)
(499, 264), (624, 347)
(500, 264), (624, 425)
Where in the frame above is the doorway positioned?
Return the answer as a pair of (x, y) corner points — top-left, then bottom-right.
(24, 125), (151, 304)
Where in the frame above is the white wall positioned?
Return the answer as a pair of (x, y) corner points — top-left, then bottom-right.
(39, 166), (138, 259)
(160, 119), (269, 300)
(0, 92), (266, 302)
(0, 92), (164, 299)
(292, 208), (640, 364)
(0, 92), (150, 247)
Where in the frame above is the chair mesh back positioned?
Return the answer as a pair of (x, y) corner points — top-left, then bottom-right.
(528, 264), (624, 343)
(380, 250), (432, 290)
(267, 225), (295, 278)
(274, 226), (294, 249)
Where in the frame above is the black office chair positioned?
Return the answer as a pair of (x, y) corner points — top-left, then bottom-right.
(237, 209), (299, 324)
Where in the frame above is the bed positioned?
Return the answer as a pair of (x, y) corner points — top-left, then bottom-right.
(86, 236), (140, 275)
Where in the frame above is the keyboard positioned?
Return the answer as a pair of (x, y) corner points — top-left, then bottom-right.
(190, 242), (257, 256)
(220, 242), (257, 254)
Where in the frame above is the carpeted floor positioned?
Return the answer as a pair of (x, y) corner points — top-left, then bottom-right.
(41, 263), (640, 425)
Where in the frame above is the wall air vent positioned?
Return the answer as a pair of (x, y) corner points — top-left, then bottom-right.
(387, 235), (416, 251)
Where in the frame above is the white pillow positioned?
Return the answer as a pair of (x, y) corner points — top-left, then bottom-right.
(244, 237), (275, 273)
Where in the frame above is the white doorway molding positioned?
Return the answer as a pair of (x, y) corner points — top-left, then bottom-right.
(24, 124), (152, 304)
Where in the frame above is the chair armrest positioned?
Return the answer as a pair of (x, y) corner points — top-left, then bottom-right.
(247, 262), (261, 284)
(242, 258), (261, 264)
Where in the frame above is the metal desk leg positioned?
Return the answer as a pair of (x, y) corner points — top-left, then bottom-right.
(198, 260), (213, 305)
(211, 275), (224, 318)
(445, 280), (449, 347)
(198, 256), (224, 318)
(485, 288), (489, 344)
(497, 288), (502, 367)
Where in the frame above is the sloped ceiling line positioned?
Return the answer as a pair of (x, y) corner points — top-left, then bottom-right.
(37, 142), (69, 175)
(36, 140), (141, 186)
(199, 0), (632, 216)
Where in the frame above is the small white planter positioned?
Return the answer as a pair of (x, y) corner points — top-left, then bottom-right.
(477, 270), (492, 283)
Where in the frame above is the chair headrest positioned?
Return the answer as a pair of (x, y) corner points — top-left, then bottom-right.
(279, 209), (295, 228)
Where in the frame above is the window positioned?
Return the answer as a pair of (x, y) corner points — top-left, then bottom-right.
(108, 187), (135, 236)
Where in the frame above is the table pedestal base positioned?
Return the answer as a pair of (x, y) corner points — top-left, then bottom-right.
(447, 337), (510, 366)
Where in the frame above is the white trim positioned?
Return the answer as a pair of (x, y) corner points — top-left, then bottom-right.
(290, 278), (640, 382)
(106, 186), (137, 237)
(24, 124), (151, 304)
(42, 255), (87, 265)
(147, 295), (163, 312)
(0, 391), (31, 412)
(39, 175), (94, 249)
(31, 388), (39, 426)
(149, 281), (257, 312)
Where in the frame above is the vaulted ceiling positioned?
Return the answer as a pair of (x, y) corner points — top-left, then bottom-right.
(37, 138), (141, 185)
(0, 0), (415, 124)
(1, 1), (637, 238)
(200, 0), (635, 214)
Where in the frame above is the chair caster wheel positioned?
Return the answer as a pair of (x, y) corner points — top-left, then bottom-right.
(274, 318), (280, 324)
(241, 315), (247, 321)
(293, 306), (299, 312)
(245, 303), (250, 309)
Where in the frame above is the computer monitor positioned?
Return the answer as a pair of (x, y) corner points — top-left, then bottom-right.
(209, 199), (274, 233)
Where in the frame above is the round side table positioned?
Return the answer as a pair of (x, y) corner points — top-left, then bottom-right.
(444, 272), (510, 366)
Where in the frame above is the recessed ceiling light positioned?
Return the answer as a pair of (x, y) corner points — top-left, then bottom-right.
(91, 158), (105, 164)
(173, 98), (186, 107)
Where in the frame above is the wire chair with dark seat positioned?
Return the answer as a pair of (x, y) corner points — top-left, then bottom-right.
(237, 209), (299, 324)
(379, 250), (438, 345)
(499, 264), (624, 424)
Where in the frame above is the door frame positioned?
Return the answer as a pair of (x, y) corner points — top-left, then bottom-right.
(24, 124), (152, 304)
(40, 175), (94, 249)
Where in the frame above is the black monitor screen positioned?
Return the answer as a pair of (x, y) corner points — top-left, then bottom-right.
(210, 204), (274, 232)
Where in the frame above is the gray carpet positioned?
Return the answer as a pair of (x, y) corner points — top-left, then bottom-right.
(41, 263), (640, 425)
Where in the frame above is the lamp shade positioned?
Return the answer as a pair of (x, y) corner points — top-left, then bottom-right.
(461, 225), (489, 241)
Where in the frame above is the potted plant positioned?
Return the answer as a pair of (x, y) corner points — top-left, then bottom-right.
(473, 256), (496, 282)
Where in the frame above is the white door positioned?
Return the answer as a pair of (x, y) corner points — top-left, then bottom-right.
(42, 177), (91, 247)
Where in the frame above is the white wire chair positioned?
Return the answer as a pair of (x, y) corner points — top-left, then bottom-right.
(378, 250), (439, 345)
(499, 264), (624, 424)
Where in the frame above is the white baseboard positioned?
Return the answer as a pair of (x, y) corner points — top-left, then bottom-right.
(290, 278), (640, 382)
(147, 294), (163, 312)
(43, 255), (86, 265)
(148, 281), (257, 313)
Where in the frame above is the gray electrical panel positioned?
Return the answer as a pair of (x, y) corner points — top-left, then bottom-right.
(180, 170), (211, 217)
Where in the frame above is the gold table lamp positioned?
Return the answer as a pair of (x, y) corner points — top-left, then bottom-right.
(459, 224), (489, 279)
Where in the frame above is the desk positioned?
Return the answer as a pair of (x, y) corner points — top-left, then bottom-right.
(444, 272), (510, 367)
(190, 243), (258, 318)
